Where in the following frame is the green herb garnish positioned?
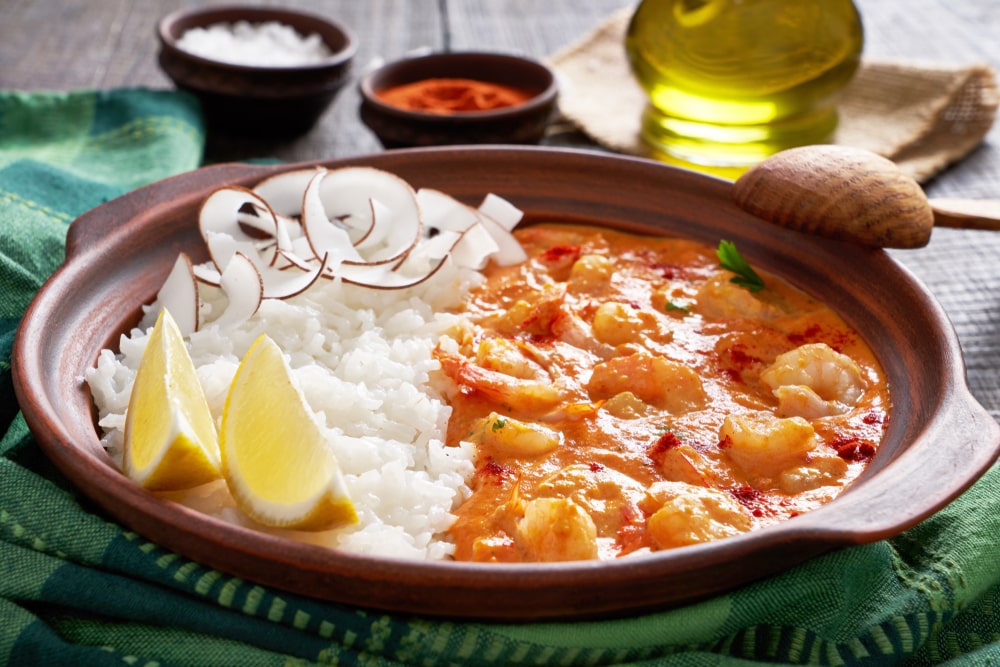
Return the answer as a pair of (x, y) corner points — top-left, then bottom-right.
(664, 300), (690, 313)
(491, 417), (507, 432)
(716, 240), (765, 293)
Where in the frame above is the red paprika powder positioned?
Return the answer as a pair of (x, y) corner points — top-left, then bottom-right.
(376, 77), (533, 114)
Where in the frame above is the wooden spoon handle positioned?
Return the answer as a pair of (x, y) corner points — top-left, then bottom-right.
(929, 198), (1000, 231)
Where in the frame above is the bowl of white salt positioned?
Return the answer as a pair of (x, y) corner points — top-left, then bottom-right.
(157, 6), (356, 137)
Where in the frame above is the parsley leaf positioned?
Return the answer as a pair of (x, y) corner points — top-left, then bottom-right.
(716, 240), (765, 293)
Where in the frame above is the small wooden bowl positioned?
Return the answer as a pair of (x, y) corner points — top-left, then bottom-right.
(359, 52), (558, 147)
(157, 5), (356, 136)
(12, 147), (999, 620)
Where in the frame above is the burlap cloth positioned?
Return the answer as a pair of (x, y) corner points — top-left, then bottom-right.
(548, 7), (999, 182)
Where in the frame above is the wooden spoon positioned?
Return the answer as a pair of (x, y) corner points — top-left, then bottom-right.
(731, 144), (1000, 248)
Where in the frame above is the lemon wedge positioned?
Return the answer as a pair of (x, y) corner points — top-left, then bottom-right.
(220, 334), (358, 531)
(123, 309), (221, 491)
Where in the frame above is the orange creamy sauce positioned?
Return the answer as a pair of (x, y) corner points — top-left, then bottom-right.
(434, 224), (890, 562)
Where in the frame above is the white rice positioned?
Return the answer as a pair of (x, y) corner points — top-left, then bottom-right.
(85, 258), (482, 560)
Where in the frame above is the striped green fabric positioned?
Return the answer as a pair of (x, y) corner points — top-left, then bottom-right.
(2, 88), (999, 667)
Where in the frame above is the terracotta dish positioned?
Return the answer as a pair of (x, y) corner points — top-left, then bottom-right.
(13, 147), (999, 620)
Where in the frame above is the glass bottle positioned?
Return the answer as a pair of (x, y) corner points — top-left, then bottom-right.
(625, 0), (864, 174)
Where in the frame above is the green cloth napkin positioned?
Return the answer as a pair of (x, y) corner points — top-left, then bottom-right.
(2, 88), (1000, 667)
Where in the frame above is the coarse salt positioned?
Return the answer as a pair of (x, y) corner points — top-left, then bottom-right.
(177, 20), (333, 67)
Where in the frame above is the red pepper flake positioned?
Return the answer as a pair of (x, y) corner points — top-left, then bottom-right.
(539, 244), (582, 265)
(729, 485), (772, 518)
(588, 462), (606, 473)
(645, 260), (686, 280)
(787, 324), (823, 345)
(728, 347), (759, 369)
(475, 458), (515, 486)
(730, 485), (757, 503)
(718, 344), (764, 383)
(721, 368), (741, 383)
(648, 430), (682, 465)
(615, 522), (646, 555)
(862, 411), (883, 425)
(830, 436), (877, 462)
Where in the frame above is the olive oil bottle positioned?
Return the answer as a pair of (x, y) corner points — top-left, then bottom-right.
(626, 0), (863, 172)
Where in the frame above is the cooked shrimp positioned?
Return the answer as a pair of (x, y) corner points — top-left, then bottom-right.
(490, 300), (533, 335)
(512, 285), (566, 337)
(696, 272), (784, 321)
(475, 337), (545, 379)
(779, 451), (848, 494)
(760, 343), (866, 418)
(587, 353), (707, 414)
(643, 481), (753, 549)
(467, 412), (562, 457)
(549, 309), (617, 359)
(601, 391), (650, 419)
(719, 411), (817, 479)
(567, 253), (614, 291)
(536, 464), (647, 537)
(437, 353), (569, 416)
(653, 443), (715, 487)
(713, 326), (798, 388)
(515, 497), (599, 561)
(591, 302), (646, 347)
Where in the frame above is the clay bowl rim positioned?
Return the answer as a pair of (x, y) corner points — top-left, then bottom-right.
(156, 4), (357, 75)
(12, 146), (1000, 621)
(358, 51), (559, 121)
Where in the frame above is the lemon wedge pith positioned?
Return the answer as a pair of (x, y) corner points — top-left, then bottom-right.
(124, 309), (221, 491)
(221, 334), (357, 531)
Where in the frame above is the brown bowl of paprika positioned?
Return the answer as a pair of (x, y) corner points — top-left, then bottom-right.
(358, 51), (558, 148)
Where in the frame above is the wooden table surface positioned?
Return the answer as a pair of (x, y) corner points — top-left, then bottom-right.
(3, 0), (1000, 418)
(2, 0), (999, 197)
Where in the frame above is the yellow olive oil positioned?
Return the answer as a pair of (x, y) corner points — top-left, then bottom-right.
(626, 0), (864, 170)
